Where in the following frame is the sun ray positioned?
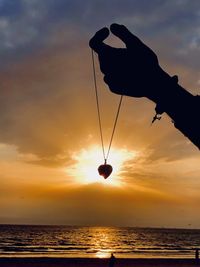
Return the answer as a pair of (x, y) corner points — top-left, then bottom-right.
(66, 146), (137, 186)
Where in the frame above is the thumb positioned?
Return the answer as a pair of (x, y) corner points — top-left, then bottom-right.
(110, 23), (144, 49)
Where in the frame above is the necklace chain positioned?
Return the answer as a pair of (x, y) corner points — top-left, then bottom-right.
(91, 49), (123, 163)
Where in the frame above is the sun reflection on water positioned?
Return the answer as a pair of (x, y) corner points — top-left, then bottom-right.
(87, 227), (116, 258)
(96, 249), (112, 258)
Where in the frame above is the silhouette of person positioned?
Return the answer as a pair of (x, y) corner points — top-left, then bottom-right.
(89, 23), (200, 149)
(109, 253), (116, 267)
(195, 248), (199, 262)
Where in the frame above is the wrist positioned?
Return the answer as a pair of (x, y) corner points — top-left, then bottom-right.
(148, 68), (194, 118)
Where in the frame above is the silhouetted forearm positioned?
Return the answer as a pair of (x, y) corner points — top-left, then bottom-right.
(150, 74), (200, 149)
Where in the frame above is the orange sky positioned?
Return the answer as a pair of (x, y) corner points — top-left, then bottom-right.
(0, 0), (199, 228)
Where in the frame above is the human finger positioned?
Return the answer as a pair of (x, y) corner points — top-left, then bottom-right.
(89, 27), (111, 53)
(110, 23), (146, 50)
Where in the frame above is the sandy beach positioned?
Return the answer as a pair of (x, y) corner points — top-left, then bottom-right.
(0, 258), (199, 267)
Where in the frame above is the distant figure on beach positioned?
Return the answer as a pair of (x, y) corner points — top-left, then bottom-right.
(109, 253), (116, 267)
(89, 23), (200, 149)
(195, 249), (199, 263)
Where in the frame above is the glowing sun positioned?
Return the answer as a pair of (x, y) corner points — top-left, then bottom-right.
(66, 146), (136, 186)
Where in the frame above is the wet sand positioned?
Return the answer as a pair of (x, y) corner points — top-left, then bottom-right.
(0, 258), (199, 267)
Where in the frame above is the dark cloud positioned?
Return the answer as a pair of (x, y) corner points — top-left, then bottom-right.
(0, 0), (22, 17)
(0, 0), (199, 166)
(0, 0), (199, 56)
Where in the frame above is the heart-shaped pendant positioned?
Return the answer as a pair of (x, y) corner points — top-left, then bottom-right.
(98, 162), (113, 179)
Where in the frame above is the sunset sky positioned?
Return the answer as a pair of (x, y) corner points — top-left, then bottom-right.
(0, 0), (200, 228)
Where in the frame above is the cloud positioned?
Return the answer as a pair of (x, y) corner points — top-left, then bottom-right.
(1, 180), (200, 227)
(0, 0), (199, 166)
(0, 0), (200, 227)
(0, 40), (93, 158)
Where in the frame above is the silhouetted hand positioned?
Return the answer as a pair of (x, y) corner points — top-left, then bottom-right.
(89, 24), (200, 150)
(89, 23), (171, 102)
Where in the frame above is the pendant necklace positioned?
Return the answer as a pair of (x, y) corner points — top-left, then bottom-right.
(91, 49), (123, 179)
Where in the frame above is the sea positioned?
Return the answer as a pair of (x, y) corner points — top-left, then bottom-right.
(0, 225), (200, 258)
